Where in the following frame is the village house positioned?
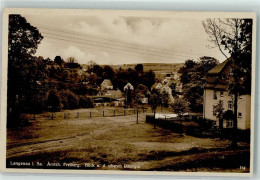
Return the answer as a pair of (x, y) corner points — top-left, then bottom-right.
(203, 59), (251, 130)
(104, 89), (123, 99)
(101, 79), (113, 90)
(95, 89), (124, 107)
(123, 82), (134, 91)
(151, 82), (162, 90)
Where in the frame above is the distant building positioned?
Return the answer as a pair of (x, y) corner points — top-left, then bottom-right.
(141, 97), (148, 104)
(151, 83), (162, 90)
(101, 79), (113, 90)
(203, 58), (251, 130)
(105, 90), (123, 99)
(123, 82), (134, 91)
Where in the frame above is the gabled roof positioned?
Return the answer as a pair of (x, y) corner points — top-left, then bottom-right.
(205, 58), (232, 90)
(152, 82), (162, 89)
(102, 79), (113, 86)
(208, 58), (230, 75)
(124, 82), (134, 90)
(106, 90), (123, 97)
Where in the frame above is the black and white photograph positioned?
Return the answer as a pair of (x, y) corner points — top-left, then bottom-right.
(0, 9), (256, 176)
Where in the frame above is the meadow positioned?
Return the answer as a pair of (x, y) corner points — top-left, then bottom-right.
(7, 107), (249, 172)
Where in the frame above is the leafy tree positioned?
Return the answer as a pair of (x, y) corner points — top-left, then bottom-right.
(88, 73), (97, 85)
(163, 90), (171, 107)
(8, 15), (47, 125)
(139, 70), (155, 90)
(79, 96), (94, 108)
(47, 90), (62, 112)
(203, 18), (252, 147)
(103, 65), (115, 80)
(213, 100), (224, 130)
(135, 64), (144, 73)
(149, 94), (160, 128)
(180, 57), (219, 112)
(125, 87), (133, 108)
(59, 90), (79, 109)
(54, 56), (64, 66)
(170, 97), (190, 136)
(92, 64), (103, 77)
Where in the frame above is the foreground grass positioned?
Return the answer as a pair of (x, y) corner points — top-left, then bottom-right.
(7, 108), (250, 172)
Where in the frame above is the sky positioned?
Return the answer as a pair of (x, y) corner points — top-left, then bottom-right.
(23, 13), (229, 65)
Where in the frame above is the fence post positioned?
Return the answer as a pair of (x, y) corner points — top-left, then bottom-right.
(124, 110), (126, 116)
(33, 114), (36, 120)
(90, 111), (91, 118)
(64, 112), (66, 119)
(161, 107), (162, 112)
(77, 112), (79, 118)
(51, 112), (54, 120)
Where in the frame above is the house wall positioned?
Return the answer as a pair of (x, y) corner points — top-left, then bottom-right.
(101, 82), (113, 90)
(203, 89), (251, 130)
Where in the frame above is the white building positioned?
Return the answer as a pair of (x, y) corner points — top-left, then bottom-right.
(101, 79), (113, 90)
(124, 82), (134, 91)
(203, 59), (251, 130)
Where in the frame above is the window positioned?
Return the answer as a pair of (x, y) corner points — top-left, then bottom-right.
(228, 101), (233, 110)
(213, 91), (217, 100)
(220, 92), (224, 97)
(227, 120), (233, 128)
(238, 112), (242, 118)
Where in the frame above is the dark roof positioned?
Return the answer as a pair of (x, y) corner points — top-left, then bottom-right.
(205, 58), (231, 90)
(208, 58), (230, 75)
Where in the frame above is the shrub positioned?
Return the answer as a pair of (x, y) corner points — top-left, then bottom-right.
(59, 89), (79, 109)
(47, 90), (62, 112)
(67, 91), (79, 109)
(79, 95), (94, 108)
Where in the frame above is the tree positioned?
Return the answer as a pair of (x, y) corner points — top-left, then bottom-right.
(47, 90), (62, 112)
(203, 18), (252, 147)
(88, 73), (97, 85)
(139, 70), (155, 90)
(87, 60), (96, 71)
(213, 100), (224, 130)
(149, 94), (160, 128)
(103, 65), (115, 80)
(160, 90), (170, 107)
(66, 57), (80, 69)
(170, 97), (190, 136)
(66, 57), (77, 63)
(180, 57), (219, 112)
(8, 15), (46, 126)
(54, 56), (64, 66)
(135, 64), (143, 73)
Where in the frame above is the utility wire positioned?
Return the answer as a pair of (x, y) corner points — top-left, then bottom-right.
(31, 22), (205, 56)
(42, 34), (198, 61)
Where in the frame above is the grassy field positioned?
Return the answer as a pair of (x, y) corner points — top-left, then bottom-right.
(7, 107), (250, 172)
(110, 63), (184, 79)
